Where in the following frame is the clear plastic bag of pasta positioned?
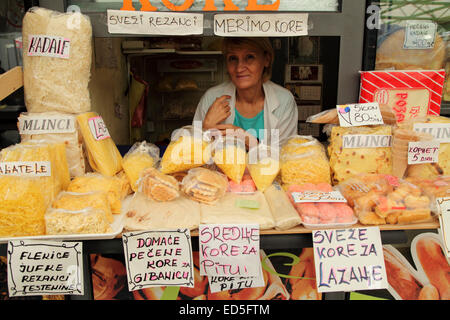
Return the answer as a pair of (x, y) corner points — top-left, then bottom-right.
(160, 125), (211, 174)
(22, 7), (92, 114)
(247, 144), (280, 192)
(212, 135), (247, 183)
(280, 135), (331, 187)
(122, 141), (160, 192)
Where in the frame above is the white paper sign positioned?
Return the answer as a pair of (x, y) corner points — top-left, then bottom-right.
(292, 190), (347, 203)
(208, 258), (265, 293)
(408, 141), (440, 164)
(436, 198), (450, 258)
(122, 230), (194, 291)
(199, 224), (260, 277)
(413, 123), (450, 143)
(107, 10), (203, 35)
(404, 20), (437, 49)
(27, 35), (70, 59)
(337, 103), (384, 127)
(7, 240), (83, 297)
(88, 116), (111, 141)
(18, 115), (76, 135)
(214, 13), (308, 37)
(312, 227), (388, 293)
(0, 161), (51, 177)
(342, 135), (392, 149)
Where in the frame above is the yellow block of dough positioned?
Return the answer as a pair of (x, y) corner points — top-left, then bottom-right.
(248, 157), (280, 192)
(328, 126), (392, 184)
(77, 112), (123, 177)
(123, 152), (156, 192)
(213, 145), (247, 183)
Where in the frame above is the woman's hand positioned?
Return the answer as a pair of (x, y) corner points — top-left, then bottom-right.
(215, 124), (259, 150)
(203, 95), (232, 130)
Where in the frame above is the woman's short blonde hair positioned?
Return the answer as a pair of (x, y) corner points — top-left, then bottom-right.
(222, 37), (274, 83)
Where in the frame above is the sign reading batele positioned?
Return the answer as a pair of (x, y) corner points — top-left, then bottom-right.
(120, 0), (281, 11)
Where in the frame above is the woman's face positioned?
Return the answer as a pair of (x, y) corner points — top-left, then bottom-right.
(225, 44), (270, 91)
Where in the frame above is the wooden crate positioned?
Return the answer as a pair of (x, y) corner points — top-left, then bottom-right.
(0, 66), (23, 101)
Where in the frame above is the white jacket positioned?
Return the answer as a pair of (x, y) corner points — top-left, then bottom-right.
(193, 81), (298, 146)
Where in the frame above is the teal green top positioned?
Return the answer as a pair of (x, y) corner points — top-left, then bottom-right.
(233, 108), (265, 141)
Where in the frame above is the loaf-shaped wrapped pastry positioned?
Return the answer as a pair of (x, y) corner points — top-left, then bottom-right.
(138, 167), (180, 202)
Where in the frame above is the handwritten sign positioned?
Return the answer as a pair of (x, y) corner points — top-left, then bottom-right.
(342, 135), (392, 149)
(88, 116), (111, 141)
(312, 227), (388, 293)
(122, 230), (194, 291)
(404, 20), (437, 49)
(337, 103), (383, 127)
(27, 35), (70, 59)
(199, 224), (260, 277)
(413, 123), (450, 143)
(0, 161), (51, 177)
(214, 14), (308, 37)
(292, 190), (347, 203)
(7, 240), (83, 297)
(436, 198), (450, 258)
(107, 10), (203, 35)
(208, 260), (265, 293)
(408, 141), (440, 164)
(18, 115), (76, 135)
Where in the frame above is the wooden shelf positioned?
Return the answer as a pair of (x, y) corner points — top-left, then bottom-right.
(123, 49), (222, 56)
(0, 66), (23, 101)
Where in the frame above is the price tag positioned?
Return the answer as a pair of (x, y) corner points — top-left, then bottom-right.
(404, 20), (437, 49)
(88, 116), (111, 141)
(7, 240), (83, 297)
(336, 103), (383, 127)
(199, 224), (260, 277)
(291, 190), (347, 203)
(408, 141), (440, 164)
(312, 227), (388, 293)
(436, 198), (450, 258)
(122, 229), (194, 291)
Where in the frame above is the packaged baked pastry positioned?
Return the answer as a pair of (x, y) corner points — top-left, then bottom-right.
(45, 207), (112, 235)
(181, 167), (228, 205)
(264, 182), (301, 231)
(22, 7), (92, 114)
(122, 141), (160, 192)
(52, 191), (113, 223)
(280, 135), (331, 187)
(18, 112), (88, 178)
(213, 136), (247, 183)
(138, 167), (180, 202)
(160, 125), (211, 174)
(328, 125), (393, 184)
(77, 112), (123, 177)
(247, 144), (280, 192)
(338, 173), (434, 225)
(67, 173), (126, 214)
(286, 183), (357, 229)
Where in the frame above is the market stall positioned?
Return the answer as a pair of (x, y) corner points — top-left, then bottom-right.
(0, 0), (449, 303)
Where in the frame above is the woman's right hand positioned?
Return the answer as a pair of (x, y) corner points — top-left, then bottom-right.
(203, 95), (232, 130)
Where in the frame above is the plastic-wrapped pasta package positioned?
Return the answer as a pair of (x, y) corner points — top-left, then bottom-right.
(22, 7), (92, 113)
(328, 126), (392, 184)
(0, 176), (47, 237)
(51, 191), (113, 223)
(18, 112), (88, 178)
(0, 141), (70, 205)
(77, 112), (123, 177)
(45, 207), (112, 235)
(264, 182), (301, 231)
(213, 136), (247, 183)
(181, 167), (228, 204)
(280, 135), (331, 187)
(160, 126), (211, 174)
(122, 141), (160, 192)
(247, 144), (280, 192)
(139, 167), (180, 202)
(338, 173), (434, 225)
(67, 173), (126, 214)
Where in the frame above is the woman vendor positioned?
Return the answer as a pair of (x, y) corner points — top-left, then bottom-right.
(193, 37), (298, 147)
